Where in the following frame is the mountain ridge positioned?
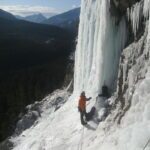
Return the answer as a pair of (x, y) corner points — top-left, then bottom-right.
(0, 9), (16, 20)
(15, 13), (52, 23)
(0, 15), (74, 141)
(42, 8), (80, 32)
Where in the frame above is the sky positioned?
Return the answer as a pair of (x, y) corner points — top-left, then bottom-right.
(0, 0), (81, 17)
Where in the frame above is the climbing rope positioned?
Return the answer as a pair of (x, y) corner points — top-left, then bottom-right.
(143, 138), (150, 150)
(78, 126), (85, 150)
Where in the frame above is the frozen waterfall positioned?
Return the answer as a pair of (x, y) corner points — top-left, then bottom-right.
(74, 0), (127, 97)
(8, 0), (150, 150)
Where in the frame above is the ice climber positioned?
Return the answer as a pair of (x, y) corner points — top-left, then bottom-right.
(98, 84), (110, 98)
(78, 91), (92, 125)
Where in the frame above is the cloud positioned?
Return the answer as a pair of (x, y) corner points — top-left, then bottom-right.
(0, 5), (59, 17)
(72, 5), (77, 9)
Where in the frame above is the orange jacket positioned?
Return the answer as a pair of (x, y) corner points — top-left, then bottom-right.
(78, 95), (87, 111)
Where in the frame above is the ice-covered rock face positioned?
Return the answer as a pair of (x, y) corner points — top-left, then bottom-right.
(114, 28), (149, 123)
(114, 0), (150, 116)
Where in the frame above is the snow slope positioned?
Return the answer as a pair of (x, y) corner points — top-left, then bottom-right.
(10, 67), (150, 150)
(11, 31), (150, 150)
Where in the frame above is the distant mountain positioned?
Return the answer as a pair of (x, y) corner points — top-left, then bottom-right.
(42, 8), (80, 33)
(15, 13), (47, 23)
(0, 17), (73, 70)
(0, 9), (16, 20)
(0, 17), (74, 141)
(15, 15), (24, 20)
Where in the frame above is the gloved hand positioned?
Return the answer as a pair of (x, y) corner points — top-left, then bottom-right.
(88, 97), (92, 100)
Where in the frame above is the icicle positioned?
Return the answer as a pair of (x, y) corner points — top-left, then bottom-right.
(127, 2), (143, 36)
(143, 0), (150, 52)
(143, 0), (150, 18)
(127, 0), (150, 38)
(148, 17), (150, 41)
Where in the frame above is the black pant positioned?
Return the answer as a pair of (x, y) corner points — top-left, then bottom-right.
(80, 110), (87, 125)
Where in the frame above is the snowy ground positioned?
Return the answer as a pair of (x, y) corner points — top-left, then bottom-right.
(10, 67), (150, 150)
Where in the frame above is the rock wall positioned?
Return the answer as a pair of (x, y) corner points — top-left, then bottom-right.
(114, 28), (149, 123)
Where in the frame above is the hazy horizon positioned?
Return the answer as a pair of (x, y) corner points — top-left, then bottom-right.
(0, 0), (81, 17)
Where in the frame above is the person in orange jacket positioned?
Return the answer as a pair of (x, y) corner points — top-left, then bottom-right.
(78, 91), (92, 125)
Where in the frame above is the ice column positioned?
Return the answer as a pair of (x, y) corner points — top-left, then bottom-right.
(74, 0), (127, 97)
